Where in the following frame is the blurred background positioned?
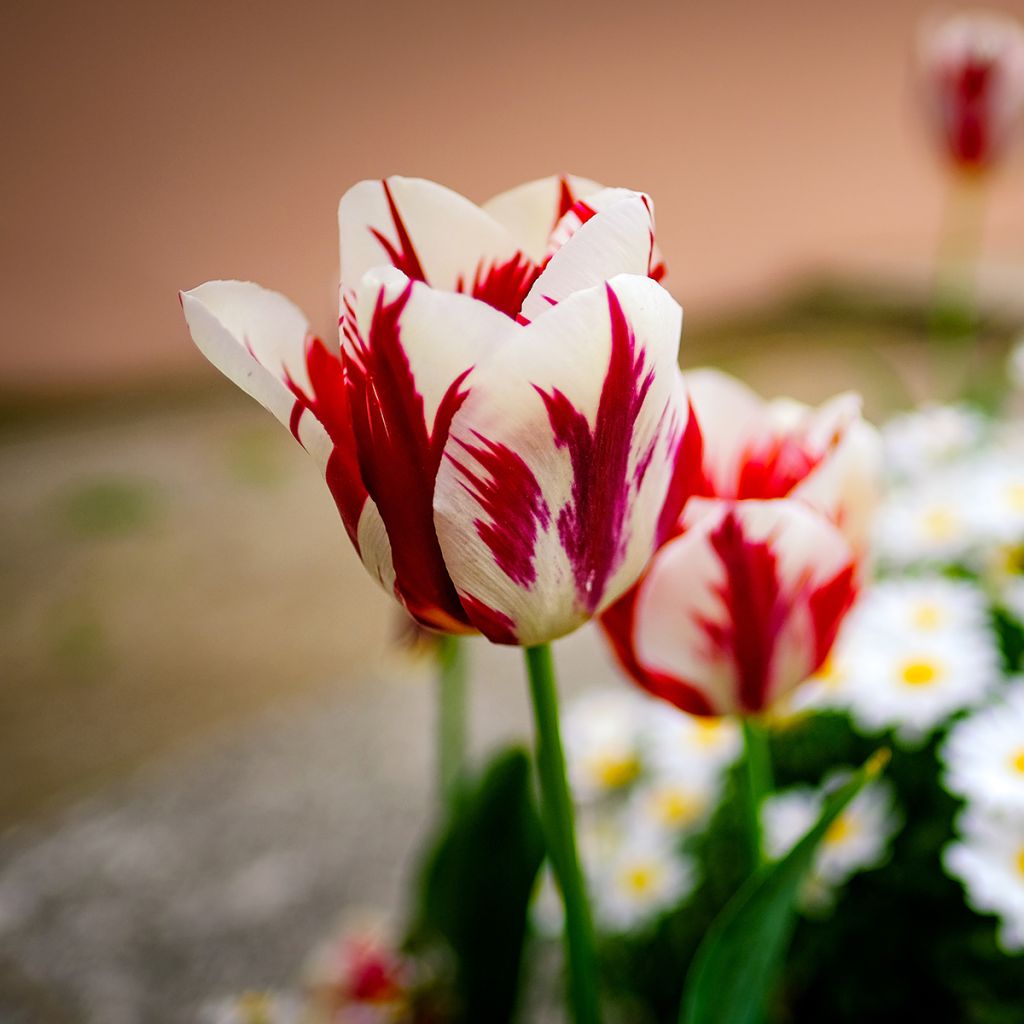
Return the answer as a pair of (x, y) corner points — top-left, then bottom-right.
(2, 0), (1023, 1020)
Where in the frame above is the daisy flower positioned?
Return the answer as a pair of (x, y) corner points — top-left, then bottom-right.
(763, 778), (901, 910)
(963, 453), (1024, 548)
(562, 690), (649, 802)
(644, 702), (742, 778)
(881, 404), (987, 481)
(841, 629), (1000, 744)
(852, 576), (990, 637)
(591, 829), (695, 933)
(944, 807), (1024, 954)
(943, 683), (1024, 813)
(625, 765), (721, 838)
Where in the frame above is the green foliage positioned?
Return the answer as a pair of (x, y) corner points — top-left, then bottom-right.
(409, 746), (545, 1024)
(678, 752), (887, 1024)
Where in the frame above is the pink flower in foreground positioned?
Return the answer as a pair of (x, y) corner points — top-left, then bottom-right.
(600, 371), (881, 716)
(182, 175), (687, 646)
(919, 10), (1024, 172)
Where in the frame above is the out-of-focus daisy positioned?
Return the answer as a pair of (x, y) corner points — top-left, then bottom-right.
(199, 993), (303, 1024)
(874, 472), (982, 568)
(881, 404), (987, 481)
(563, 690), (649, 801)
(853, 576), (990, 636)
(945, 807), (1024, 953)
(644, 702), (742, 778)
(964, 454), (1024, 547)
(842, 629), (999, 744)
(591, 830), (695, 933)
(763, 779), (901, 910)
(626, 766), (720, 838)
(943, 683), (1024, 813)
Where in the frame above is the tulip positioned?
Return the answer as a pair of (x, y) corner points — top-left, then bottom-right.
(919, 10), (1024, 173)
(181, 175), (684, 648)
(600, 370), (881, 718)
(182, 174), (688, 1024)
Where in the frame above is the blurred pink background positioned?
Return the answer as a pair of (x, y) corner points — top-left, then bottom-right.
(4, 0), (1024, 391)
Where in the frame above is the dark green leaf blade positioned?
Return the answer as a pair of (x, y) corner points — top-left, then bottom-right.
(680, 749), (890, 1024)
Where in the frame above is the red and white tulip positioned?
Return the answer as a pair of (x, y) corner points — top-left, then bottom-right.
(182, 175), (687, 646)
(919, 10), (1024, 173)
(600, 371), (881, 716)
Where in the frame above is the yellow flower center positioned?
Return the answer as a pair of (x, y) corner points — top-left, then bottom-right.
(1006, 483), (1024, 513)
(1017, 847), (1024, 879)
(594, 754), (640, 789)
(693, 717), (725, 747)
(900, 659), (941, 687)
(910, 602), (944, 630)
(654, 788), (702, 827)
(624, 863), (657, 895)
(1010, 748), (1024, 775)
(825, 813), (857, 846)
(922, 507), (958, 541)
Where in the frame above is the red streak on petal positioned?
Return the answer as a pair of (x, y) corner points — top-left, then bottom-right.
(460, 593), (518, 645)
(556, 176), (576, 221)
(536, 283), (657, 612)
(449, 431), (550, 588)
(696, 510), (787, 713)
(281, 336), (369, 552)
(345, 282), (470, 629)
(657, 400), (708, 545)
(938, 56), (998, 169)
(456, 252), (541, 320)
(369, 179), (428, 283)
(600, 584), (716, 716)
(735, 434), (823, 500)
(808, 563), (858, 667)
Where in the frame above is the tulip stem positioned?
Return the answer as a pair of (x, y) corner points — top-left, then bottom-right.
(437, 634), (468, 809)
(524, 643), (602, 1024)
(740, 717), (773, 874)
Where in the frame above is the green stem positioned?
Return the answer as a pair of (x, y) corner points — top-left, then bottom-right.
(740, 717), (773, 874)
(437, 634), (467, 809)
(524, 644), (602, 1024)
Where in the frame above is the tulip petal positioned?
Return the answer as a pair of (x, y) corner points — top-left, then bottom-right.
(433, 274), (685, 646)
(630, 499), (857, 715)
(346, 267), (518, 630)
(339, 177), (538, 319)
(180, 281), (394, 589)
(481, 174), (604, 262)
(518, 191), (660, 323)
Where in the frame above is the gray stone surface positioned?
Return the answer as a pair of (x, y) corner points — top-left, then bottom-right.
(0, 633), (606, 1023)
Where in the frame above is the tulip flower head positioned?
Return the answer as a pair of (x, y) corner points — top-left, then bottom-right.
(182, 176), (686, 646)
(919, 10), (1024, 173)
(600, 371), (881, 717)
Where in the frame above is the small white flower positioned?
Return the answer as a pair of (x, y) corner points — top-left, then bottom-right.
(945, 806), (1024, 953)
(626, 766), (721, 838)
(943, 683), (1024, 813)
(563, 690), (650, 801)
(963, 454), (1024, 548)
(852, 576), (990, 637)
(592, 830), (695, 932)
(881, 404), (987, 481)
(841, 627), (1000, 744)
(874, 471), (982, 568)
(199, 993), (303, 1024)
(644, 701), (742, 778)
(763, 778), (901, 909)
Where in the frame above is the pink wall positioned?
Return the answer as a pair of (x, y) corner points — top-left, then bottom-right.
(3, 0), (1023, 387)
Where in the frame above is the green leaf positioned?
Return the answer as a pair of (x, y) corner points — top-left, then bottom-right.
(411, 746), (545, 1024)
(679, 749), (891, 1024)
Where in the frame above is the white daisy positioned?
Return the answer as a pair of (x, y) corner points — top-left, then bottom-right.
(762, 778), (901, 910)
(852, 576), (990, 637)
(644, 701), (742, 779)
(881, 403), (987, 481)
(625, 766), (721, 838)
(841, 629), (1000, 744)
(962, 453), (1024, 548)
(199, 993), (303, 1024)
(591, 829), (695, 933)
(943, 683), (1024, 813)
(944, 806), (1024, 954)
(873, 471), (983, 568)
(563, 690), (649, 801)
